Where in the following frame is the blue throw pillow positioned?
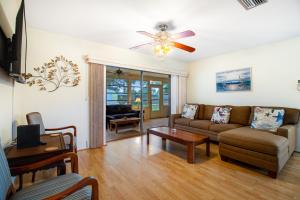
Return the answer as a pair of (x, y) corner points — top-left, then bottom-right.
(251, 107), (285, 132)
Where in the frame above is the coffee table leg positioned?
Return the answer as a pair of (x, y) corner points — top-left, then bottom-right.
(147, 130), (149, 145)
(187, 143), (195, 163)
(206, 141), (210, 157)
(115, 124), (118, 134)
(162, 138), (166, 148)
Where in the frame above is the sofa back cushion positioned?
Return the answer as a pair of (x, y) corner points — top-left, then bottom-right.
(182, 104), (198, 119)
(250, 107), (285, 132)
(283, 108), (300, 125)
(211, 107), (232, 124)
(249, 106), (300, 125)
(197, 104), (205, 120)
(229, 106), (251, 126)
(106, 105), (132, 115)
(203, 105), (216, 120)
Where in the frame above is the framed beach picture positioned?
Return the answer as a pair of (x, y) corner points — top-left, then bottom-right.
(216, 68), (251, 92)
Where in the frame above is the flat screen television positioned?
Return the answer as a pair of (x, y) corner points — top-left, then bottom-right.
(11, 0), (26, 83)
(0, 27), (10, 72)
(0, 0), (26, 83)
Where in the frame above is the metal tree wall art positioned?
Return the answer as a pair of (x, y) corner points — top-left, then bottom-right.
(25, 56), (81, 92)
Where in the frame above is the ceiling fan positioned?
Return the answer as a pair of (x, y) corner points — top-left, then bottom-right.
(107, 67), (126, 78)
(130, 24), (196, 56)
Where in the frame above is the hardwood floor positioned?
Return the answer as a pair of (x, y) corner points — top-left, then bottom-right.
(21, 134), (300, 199)
(77, 135), (300, 200)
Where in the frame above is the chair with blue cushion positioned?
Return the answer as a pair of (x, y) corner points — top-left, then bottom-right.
(0, 141), (99, 200)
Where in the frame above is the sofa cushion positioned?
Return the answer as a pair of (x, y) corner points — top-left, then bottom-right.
(190, 120), (211, 130)
(209, 124), (243, 133)
(211, 107), (232, 124)
(250, 107), (285, 132)
(249, 106), (300, 125)
(174, 118), (193, 126)
(219, 127), (288, 155)
(182, 104), (198, 119)
(197, 104), (205, 120)
(11, 173), (91, 200)
(229, 106), (251, 126)
(110, 114), (126, 119)
(203, 105), (216, 120)
(283, 108), (300, 125)
(123, 113), (138, 118)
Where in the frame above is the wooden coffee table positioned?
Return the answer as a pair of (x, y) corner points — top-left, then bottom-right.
(147, 127), (210, 163)
(110, 117), (141, 134)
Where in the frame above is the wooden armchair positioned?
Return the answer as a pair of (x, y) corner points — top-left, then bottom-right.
(26, 112), (77, 152)
(0, 142), (99, 200)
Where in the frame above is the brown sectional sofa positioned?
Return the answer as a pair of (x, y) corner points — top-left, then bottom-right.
(170, 104), (299, 178)
(170, 105), (252, 141)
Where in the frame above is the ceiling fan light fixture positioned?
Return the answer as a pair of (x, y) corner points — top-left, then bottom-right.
(131, 23), (196, 57)
(154, 43), (171, 57)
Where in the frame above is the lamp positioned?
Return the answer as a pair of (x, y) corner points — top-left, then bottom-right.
(154, 43), (171, 57)
(135, 97), (141, 110)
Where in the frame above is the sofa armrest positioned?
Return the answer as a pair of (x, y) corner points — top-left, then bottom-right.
(277, 125), (297, 155)
(170, 114), (182, 128)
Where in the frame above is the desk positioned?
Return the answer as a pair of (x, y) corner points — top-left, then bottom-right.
(5, 133), (70, 189)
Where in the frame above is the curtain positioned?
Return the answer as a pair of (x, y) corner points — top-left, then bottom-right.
(171, 75), (179, 114)
(171, 75), (187, 114)
(89, 63), (106, 148)
(178, 76), (187, 113)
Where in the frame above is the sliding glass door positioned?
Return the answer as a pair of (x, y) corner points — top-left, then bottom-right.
(150, 85), (161, 118)
(105, 66), (171, 142)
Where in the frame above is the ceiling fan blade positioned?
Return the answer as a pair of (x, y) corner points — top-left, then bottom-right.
(129, 42), (153, 50)
(136, 31), (157, 39)
(171, 42), (195, 52)
(171, 30), (195, 40)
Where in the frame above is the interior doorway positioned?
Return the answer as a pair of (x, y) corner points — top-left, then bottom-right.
(105, 66), (170, 142)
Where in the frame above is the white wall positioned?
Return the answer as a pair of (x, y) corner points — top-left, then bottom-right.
(187, 37), (300, 152)
(187, 37), (300, 109)
(0, 69), (14, 145)
(0, 0), (20, 145)
(14, 27), (187, 149)
(0, 0), (20, 36)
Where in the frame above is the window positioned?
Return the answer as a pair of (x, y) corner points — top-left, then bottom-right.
(163, 82), (170, 106)
(151, 87), (160, 111)
(150, 80), (162, 85)
(106, 78), (128, 105)
(131, 80), (148, 107)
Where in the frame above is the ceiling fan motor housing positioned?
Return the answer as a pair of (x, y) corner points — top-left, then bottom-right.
(158, 24), (168, 31)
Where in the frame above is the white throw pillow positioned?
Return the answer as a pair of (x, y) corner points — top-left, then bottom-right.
(181, 104), (198, 119)
(211, 107), (232, 124)
(251, 107), (285, 132)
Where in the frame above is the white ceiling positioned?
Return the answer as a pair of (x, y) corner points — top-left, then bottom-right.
(25, 0), (300, 62)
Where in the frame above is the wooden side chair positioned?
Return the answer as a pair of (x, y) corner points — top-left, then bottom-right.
(26, 112), (77, 153)
(0, 141), (99, 200)
(26, 112), (78, 183)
